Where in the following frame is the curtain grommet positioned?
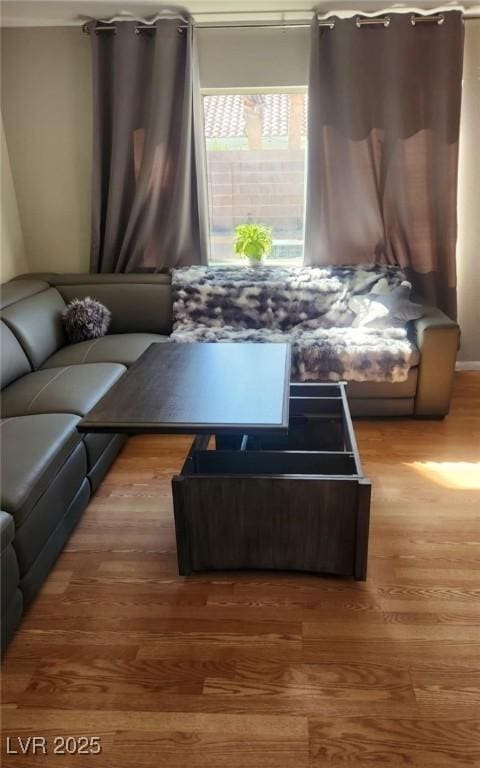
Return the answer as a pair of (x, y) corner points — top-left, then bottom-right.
(355, 15), (390, 29)
(411, 13), (445, 26)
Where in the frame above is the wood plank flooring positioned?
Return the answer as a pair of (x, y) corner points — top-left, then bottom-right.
(2, 372), (480, 767)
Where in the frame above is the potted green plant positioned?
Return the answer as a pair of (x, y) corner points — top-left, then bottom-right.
(233, 223), (273, 266)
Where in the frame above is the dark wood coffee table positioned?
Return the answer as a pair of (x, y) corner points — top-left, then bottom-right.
(79, 342), (291, 436)
(79, 342), (371, 580)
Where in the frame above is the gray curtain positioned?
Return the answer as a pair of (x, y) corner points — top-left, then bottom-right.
(305, 12), (464, 318)
(89, 17), (209, 272)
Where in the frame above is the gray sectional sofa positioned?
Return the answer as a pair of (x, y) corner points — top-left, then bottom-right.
(0, 271), (459, 650)
(1, 274), (171, 650)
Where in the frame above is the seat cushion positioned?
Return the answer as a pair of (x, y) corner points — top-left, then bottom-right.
(42, 333), (169, 369)
(0, 413), (82, 524)
(171, 325), (419, 384)
(1, 363), (125, 418)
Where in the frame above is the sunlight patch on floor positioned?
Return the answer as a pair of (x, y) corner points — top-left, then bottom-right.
(406, 461), (480, 490)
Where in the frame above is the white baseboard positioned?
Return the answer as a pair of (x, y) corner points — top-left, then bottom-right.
(456, 361), (480, 371)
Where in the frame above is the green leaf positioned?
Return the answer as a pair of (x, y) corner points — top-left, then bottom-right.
(233, 223), (273, 261)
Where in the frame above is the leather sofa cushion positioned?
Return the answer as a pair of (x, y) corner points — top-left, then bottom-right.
(0, 279), (49, 311)
(1, 287), (66, 369)
(1, 363), (125, 418)
(1, 322), (32, 390)
(42, 333), (168, 368)
(55, 281), (172, 335)
(0, 413), (82, 524)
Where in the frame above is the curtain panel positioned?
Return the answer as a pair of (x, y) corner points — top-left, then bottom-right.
(89, 17), (209, 272)
(305, 12), (464, 317)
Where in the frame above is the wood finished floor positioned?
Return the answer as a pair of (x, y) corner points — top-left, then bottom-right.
(2, 372), (480, 767)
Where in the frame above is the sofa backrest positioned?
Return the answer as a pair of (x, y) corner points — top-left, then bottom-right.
(1, 286), (66, 369)
(6, 273), (173, 335)
(26, 274), (173, 335)
(0, 279), (50, 311)
(0, 322), (32, 390)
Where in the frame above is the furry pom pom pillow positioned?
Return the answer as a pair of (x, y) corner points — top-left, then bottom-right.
(62, 297), (111, 343)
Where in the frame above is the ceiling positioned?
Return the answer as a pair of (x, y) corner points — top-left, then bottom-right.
(1, 0), (479, 26)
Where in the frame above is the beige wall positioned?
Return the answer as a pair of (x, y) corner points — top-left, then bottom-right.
(457, 20), (480, 363)
(1, 114), (29, 281)
(1, 27), (91, 273)
(1, 23), (479, 359)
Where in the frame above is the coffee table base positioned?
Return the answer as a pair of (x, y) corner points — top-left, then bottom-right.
(172, 384), (371, 580)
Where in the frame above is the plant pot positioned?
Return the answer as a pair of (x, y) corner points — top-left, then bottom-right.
(246, 257), (264, 267)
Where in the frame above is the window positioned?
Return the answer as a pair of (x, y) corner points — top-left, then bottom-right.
(203, 89), (307, 265)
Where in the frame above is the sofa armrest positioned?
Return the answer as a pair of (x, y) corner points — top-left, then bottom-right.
(413, 305), (459, 417)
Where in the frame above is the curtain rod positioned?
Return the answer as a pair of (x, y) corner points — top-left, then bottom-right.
(83, 11), (480, 34)
(198, 14), (445, 29)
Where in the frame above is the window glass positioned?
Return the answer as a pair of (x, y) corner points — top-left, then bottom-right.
(203, 91), (307, 265)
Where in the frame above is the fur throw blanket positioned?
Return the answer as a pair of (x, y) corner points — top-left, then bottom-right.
(171, 265), (419, 383)
(171, 264), (407, 330)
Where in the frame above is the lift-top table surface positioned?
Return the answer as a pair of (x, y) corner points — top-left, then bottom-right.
(78, 342), (291, 436)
